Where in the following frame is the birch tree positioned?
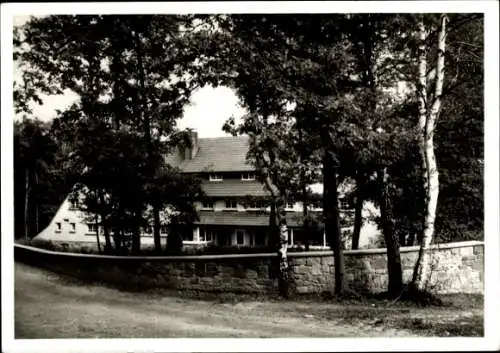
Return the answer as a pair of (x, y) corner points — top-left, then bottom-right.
(412, 15), (448, 291)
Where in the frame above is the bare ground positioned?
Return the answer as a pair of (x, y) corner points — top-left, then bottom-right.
(14, 262), (483, 338)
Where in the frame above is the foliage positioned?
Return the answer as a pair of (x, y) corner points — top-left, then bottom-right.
(14, 118), (70, 239)
(14, 15), (205, 253)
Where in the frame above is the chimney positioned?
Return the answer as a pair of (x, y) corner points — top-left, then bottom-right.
(178, 130), (199, 161)
(188, 130), (199, 160)
(183, 130), (198, 159)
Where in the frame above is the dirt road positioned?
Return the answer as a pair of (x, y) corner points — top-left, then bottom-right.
(14, 262), (480, 338)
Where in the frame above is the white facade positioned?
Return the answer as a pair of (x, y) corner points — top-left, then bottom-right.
(34, 188), (381, 249)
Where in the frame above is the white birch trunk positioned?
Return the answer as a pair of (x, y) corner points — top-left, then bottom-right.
(417, 19), (429, 195)
(413, 15), (447, 291)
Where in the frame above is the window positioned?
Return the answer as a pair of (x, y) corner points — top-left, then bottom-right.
(286, 202), (295, 210)
(241, 172), (255, 181)
(209, 173), (223, 181)
(183, 230), (194, 241)
(69, 223), (76, 233)
(160, 225), (168, 234)
(202, 200), (213, 209)
(87, 224), (98, 233)
(339, 198), (350, 210)
(311, 200), (322, 210)
(69, 200), (79, 210)
(201, 230), (216, 242)
(254, 233), (266, 246)
(236, 230), (245, 245)
(225, 199), (237, 209)
(55, 222), (62, 232)
(246, 200), (265, 209)
(144, 226), (152, 234)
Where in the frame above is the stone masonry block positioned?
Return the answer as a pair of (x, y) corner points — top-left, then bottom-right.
(460, 246), (474, 257)
(311, 262), (322, 275)
(306, 257), (321, 266)
(371, 255), (387, 270)
(321, 256), (334, 266)
(296, 286), (310, 294)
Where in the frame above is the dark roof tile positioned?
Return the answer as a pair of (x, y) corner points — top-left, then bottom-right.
(180, 135), (253, 172)
(196, 211), (307, 227)
(202, 179), (270, 197)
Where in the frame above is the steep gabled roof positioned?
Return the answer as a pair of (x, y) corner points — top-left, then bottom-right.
(180, 135), (254, 173)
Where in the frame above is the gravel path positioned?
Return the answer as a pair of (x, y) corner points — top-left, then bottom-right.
(14, 262), (478, 338)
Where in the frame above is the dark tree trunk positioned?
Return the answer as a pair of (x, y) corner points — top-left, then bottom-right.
(24, 168), (30, 241)
(95, 213), (102, 253)
(269, 201), (278, 251)
(352, 172), (365, 250)
(113, 229), (122, 255)
(34, 172), (39, 235)
(378, 168), (403, 298)
(153, 204), (162, 253)
(407, 230), (416, 247)
(131, 212), (141, 255)
(302, 185), (310, 251)
(98, 192), (113, 253)
(323, 151), (346, 294)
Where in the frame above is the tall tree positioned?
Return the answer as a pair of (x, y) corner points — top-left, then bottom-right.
(411, 14), (448, 291)
(15, 15), (204, 254)
(14, 119), (59, 240)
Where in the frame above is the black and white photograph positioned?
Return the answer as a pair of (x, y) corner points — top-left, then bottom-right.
(1, 1), (499, 352)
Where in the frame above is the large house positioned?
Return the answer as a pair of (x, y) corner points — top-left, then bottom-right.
(33, 132), (380, 250)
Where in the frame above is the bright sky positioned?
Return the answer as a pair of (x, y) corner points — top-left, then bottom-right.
(20, 85), (246, 138)
(13, 15), (246, 138)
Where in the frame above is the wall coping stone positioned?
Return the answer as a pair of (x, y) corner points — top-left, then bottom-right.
(344, 240), (484, 256)
(15, 240), (483, 261)
(14, 244), (277, 260)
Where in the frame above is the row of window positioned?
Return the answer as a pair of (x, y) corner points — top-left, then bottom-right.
(209, 172), (256, 182)
(85, 224), (169, 234)
(200, 199), (350, 210)
(201, 199), (287, 210)
(198, 229), (265, 246)
(55, 222), (75, 233)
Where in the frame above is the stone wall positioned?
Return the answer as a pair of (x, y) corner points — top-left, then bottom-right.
(14, 240), (483, 295)
(290, 241), (484, 294)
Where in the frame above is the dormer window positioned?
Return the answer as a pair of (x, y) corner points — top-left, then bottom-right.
(241, 172), (255, 181)
(209, 173), (223, 181)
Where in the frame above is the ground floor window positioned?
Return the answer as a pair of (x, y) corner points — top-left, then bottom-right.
(87, 224), (98, 233)
(183, 229), (194, 241)
(200, 229), (216, 242)
(236, 230), (245, 245)
(293, 227), (325, 247)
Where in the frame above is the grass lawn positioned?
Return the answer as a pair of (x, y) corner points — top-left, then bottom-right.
(14, 262), (483, 338)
